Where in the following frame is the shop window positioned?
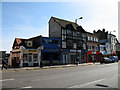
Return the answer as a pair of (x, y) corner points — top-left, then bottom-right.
(54, 54), (59, 60)
(95, 47), (98, 51)
(23, 54), (28, 63)
(33, 54), (38, 63)
(88, 55), (92, 62)
(54, 40), (60, 44)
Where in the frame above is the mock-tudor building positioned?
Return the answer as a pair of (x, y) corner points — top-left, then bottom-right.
(49, 16), (87, 64)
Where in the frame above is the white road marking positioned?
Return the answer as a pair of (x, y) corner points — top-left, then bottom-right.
(22, 86), (32, 88)
(68, 79), (105, 88)
(0, 78), (15, 82)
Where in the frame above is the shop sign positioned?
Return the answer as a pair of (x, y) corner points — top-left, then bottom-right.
(12, 49), (21, 52)
(23, 50), (40, 53)
(40, 46), (43, 50)
(70, 50), (76, 52)
(77, 50), (81, 52)
(92, 51), (96, 54)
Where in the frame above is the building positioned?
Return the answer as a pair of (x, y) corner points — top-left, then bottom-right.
(5, 53), (10, 65)
(49, 16), (87, 64)
(10, 35), (61, 67)
(93, 29), (117, 55)
(86, 32), (100, 63)
(108, 34), (117, 55)
(93, 29), (109, 55)
(41, 37), (61, 66)
(0, 51), (6, 64)
(115, 39), (120, 60)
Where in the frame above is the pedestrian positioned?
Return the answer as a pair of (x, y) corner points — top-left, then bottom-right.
(1, 58), (7, 70)
(40, 61), (43, 68)
(76, 57), (79, 66)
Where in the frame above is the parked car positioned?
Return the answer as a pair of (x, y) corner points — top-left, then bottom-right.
(109, 56), (119, 62)
(100, 57), (113, 64)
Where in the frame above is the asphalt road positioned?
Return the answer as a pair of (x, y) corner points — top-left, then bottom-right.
(1, 62), (119, 89)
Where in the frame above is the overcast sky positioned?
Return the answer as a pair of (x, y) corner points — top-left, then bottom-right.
(1, 0), (119, 53)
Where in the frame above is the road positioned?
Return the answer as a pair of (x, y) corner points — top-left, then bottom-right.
(1, 62), (119, 89)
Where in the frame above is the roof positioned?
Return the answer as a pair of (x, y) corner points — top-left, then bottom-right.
(50, 16), (81, 31)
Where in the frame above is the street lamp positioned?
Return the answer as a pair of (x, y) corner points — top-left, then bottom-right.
(75, 17), (83, 24)
(75, 17), (83, 65)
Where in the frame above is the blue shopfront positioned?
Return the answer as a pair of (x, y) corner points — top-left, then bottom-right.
(41, 37), (61, 66)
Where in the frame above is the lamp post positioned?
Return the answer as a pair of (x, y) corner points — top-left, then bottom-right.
(75, 17), (83, 24)
(75, 17), (83, 65)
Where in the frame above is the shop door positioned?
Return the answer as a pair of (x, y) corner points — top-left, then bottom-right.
(49, 55), (53, 66)
(71, 55), (76, 64)
(28, 55), (33, 66)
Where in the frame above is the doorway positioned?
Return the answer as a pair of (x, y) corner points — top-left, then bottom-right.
(28, 54), (33, 66)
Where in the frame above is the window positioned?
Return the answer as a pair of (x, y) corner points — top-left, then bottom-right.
(27, 41), (32, 47)
(88, 46), (92, 50)
(88, 36), (91, 41)
(94, 38), (96, 41)
(96, 38), (98, 42)
(67, 30), (72, 36)
(83, 44), (86, 49)
(49, 39), (53, 43)
(95, 47), (98, 51)
(91, 37), (93, 41)
(54, 40), (59, 44)
(73, 31), (77, 36)
(67, 36), (73, 39)
(77, 32), (81, 37)
(62, 35), (66, 41)
(73, 43), (77, 49)
(23, 54), (28, 63)
(62, 42), (66, 48)
(62, 29), (66, 34)
(42, 38), (48, 43)
(33, 54), (38, 63)
(67, 40), (73, 48)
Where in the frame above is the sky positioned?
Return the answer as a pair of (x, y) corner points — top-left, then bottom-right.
(1, 0), (119, 53)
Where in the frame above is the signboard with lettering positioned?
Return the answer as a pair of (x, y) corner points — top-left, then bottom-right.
(23, 50), (40, 53)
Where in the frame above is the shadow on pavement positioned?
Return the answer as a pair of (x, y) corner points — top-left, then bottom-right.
(95, 84), (109, 87)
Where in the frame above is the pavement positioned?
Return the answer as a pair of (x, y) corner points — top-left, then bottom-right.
(1, 62), (100, 71)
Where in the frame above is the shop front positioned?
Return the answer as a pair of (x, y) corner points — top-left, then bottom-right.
(41, 49), (61, 66)
(80, 50), (87, 63)
(21, 49), (41, 67)
(62, 49), (81, 64)
(87, 51), (100, 63)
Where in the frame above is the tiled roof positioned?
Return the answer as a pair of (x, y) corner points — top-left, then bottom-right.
(51, 17), (79, 30)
